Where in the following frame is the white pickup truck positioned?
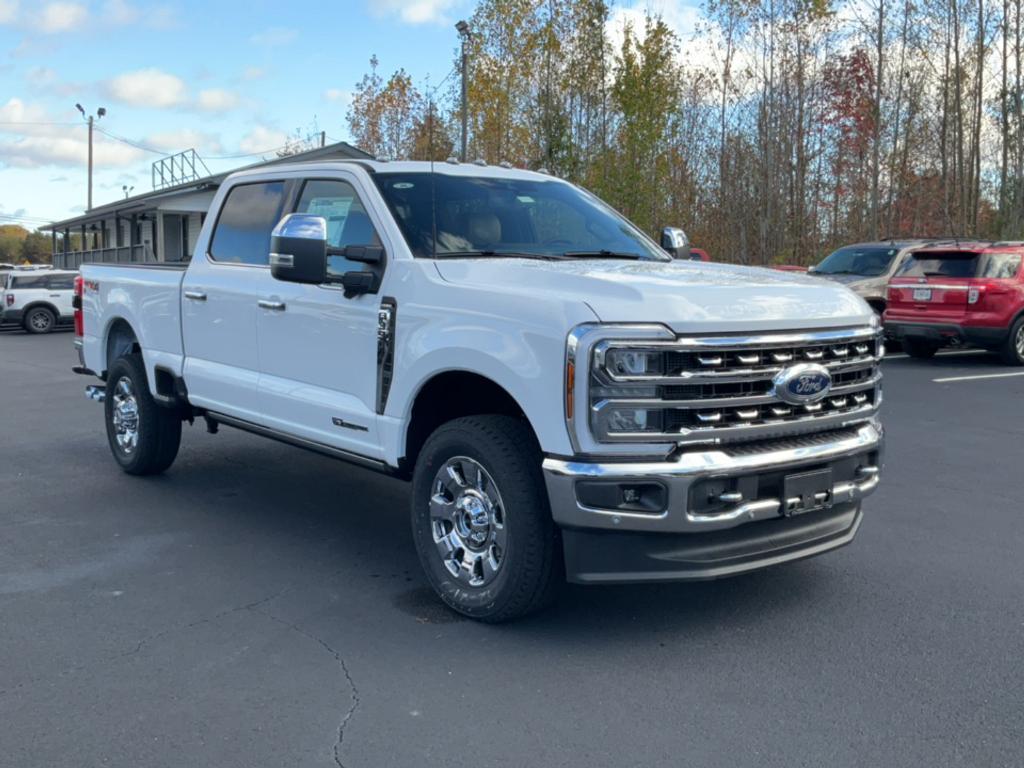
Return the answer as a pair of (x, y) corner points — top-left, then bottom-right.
(73, 160), (884, 621)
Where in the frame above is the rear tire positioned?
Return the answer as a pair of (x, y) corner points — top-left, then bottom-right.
(411, 415), (560, 622)
(903, 338), (939, 359)
(1000, 317), (1024, 366)
(104, 353), (182, 475)
(23, 306), (55, 334)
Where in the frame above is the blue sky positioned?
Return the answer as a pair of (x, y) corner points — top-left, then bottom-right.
(0, 0), (699, 229)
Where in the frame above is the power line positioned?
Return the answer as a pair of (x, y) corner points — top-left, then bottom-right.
(94, 126), (168, 155)
(0, 120), (80, 127)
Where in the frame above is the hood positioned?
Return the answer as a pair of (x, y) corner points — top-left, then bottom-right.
(435, 258), (872, 333)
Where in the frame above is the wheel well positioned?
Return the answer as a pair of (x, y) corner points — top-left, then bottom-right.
(104, 319), (140, 376)
(21, 301), (59, 320)
(402, 371), (531, 476)
(867, 298), (886, 315)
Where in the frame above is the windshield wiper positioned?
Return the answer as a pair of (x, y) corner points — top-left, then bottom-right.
(560, 249), (647, 260)
(433, 250), (564, 261)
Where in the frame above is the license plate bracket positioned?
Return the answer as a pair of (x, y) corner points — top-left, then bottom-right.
(912, 287), (932, 301)
(783, 468), (834, 517)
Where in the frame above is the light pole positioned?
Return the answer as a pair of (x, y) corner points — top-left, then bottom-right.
(455, 20), (471, 162)
(75, 103), (106, 210)
(122, 185), (134, 199)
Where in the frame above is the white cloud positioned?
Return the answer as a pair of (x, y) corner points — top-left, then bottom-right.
(241, 66), (265, 81)
(0, 0), (18, 24)
(238, 126), (287, 155)
(371, 0), (459, 24)
(196, 88), (240, 112)
(249, 26), (297, 46)
(102, 0), (138, 24)
(105, 68), (187, 108)
(0, 134), (144, 169)
(37, 1), (87, 33)
(145, 129), (222, 154)
(324, 88), (353, 106)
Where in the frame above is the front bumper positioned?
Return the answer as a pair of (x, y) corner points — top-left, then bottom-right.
(543, 421), (883, 583)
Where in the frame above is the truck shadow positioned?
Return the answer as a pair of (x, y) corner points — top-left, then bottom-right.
(141, 428), (845, 638)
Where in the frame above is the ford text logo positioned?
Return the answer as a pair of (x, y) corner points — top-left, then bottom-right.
(772, 363), (832, 405)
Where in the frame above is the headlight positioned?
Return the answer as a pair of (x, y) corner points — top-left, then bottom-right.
(605, 407), (663, 434)
(603, 348), (664, 377)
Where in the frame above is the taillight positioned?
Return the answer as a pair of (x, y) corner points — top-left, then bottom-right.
(73, 274), (84, 336)
(4, 293), (12, 307)
(968, 286), (981, 304)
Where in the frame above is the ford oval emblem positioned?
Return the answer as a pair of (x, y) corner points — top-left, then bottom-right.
(772, 363), (832, 405)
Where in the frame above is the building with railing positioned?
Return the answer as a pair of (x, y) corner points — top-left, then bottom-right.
(45, 141), (371, 270)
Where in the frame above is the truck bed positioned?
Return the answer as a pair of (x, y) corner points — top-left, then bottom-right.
(80, 262), (188, 378)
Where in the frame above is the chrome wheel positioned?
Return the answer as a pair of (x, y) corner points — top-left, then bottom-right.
(29, 310), (52, 332)
(429, 456), (507, 588)
(1016, 324), (1024, 359)
(110, 376), (140, 455)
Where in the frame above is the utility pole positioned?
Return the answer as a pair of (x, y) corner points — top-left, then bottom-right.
(75, 103), (106, 210)
(456, 20), (471, 162)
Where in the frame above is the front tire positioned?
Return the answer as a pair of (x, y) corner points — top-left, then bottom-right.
(903, 338), (939, 359)
(411, 415), (560, 622)
(1000, 317), (1024, 366)
(23, 306), (55, 334)
(104, 353), (182, 475)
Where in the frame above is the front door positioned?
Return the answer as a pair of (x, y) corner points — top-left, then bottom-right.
(182, 179), (287, 420)
(256, 176), (386, 459)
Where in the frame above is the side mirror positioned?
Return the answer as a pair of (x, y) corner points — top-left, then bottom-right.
(660, 227), (690, 259)
(270, 214), (327, 284)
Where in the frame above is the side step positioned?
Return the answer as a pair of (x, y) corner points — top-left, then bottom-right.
(85, 384), (106, 402)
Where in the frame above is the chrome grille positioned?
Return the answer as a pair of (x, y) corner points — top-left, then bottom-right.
(589, 327), (883, 445)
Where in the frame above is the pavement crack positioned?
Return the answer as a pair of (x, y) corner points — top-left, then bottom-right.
(117, 587), (292, 659)
(253, 607), (359, 768)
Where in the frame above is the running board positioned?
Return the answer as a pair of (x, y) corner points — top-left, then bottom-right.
(204, 411), (392, 474)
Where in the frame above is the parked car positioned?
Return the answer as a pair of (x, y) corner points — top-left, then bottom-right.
(885, 241), (1024, 363)
(73, 159), (884, 621)
(0, 268), (76, 333)
(770, 264), (808, 273)
(809, 240), (940, 315)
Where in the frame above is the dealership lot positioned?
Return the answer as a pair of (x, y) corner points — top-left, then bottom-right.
(1, 332), (1021, 768)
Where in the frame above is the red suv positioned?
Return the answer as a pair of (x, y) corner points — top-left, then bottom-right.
(885, 241), (1024, 364)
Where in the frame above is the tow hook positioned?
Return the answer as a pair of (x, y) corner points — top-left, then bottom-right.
(85, 384), (106, 402)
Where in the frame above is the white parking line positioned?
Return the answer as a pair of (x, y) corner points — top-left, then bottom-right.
(933, 371), (1024, 383)
(885, 349), (987, 361)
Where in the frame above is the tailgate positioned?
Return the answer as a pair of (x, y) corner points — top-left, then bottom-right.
(888, 250), (978, 322)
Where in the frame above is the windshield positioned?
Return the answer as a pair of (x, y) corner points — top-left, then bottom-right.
(372, 172), (669, 261)
(814, 245), (899, 276)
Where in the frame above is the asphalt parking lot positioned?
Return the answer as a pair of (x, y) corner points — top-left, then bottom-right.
(1, 331), (1022, 768)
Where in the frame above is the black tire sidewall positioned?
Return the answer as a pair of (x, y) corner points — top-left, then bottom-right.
(411, 417), (553, 620)
(1003, 317), (1024, 365)
(904, 338), (938, 358)
(24, 307), (54, 334)
(103, 353), (180, 474)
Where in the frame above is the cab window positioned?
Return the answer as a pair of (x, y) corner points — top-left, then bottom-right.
(48, 274), (75, 290)
(209, 181), (287, 265)
(11, 274), (49, 289)
(294, 179), (381, 278)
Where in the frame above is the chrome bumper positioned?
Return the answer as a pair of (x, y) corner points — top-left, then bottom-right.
(543, 421), (883, 534)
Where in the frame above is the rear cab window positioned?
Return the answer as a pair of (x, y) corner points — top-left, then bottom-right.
(209, 181), (288, 265)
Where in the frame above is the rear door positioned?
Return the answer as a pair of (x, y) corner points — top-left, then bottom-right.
(46, 273), (76, 317)
(888, 250), (978, 322)
(181, 179), (289, 420)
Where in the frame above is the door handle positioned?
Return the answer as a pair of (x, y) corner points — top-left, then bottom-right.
(257, 299), (286, 311)
(184, 290), (207, 301)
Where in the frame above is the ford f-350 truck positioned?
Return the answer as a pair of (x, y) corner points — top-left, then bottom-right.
(73, 160), (884, 621)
